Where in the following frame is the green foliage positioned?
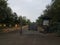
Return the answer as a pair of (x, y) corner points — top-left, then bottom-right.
(36, 15), (43, 26)
(18, 16), (31, 26)
(0, 0), (30, 28)
(26, 19), (31, 25)
(36, 0), (60, 34)
(56, 23), (60, 35)
(0, 0), (18, 27)
(47, 0), (60, 33)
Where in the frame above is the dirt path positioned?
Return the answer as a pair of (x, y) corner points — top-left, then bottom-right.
(0, 30), (60, 45)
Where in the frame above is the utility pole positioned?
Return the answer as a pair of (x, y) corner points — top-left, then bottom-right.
(20, 17), (22, 35)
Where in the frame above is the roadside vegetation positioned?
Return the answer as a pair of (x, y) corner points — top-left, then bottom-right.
(36, 0), (60, 36)
(0, 0), (31, 32)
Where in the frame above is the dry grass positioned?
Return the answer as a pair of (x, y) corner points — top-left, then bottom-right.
(2, 25), (28, 33)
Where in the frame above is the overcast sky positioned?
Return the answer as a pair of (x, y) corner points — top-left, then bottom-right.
(7, 0), (51, 22)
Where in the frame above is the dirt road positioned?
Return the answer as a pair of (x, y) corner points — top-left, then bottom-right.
(0, 30), (60, 45)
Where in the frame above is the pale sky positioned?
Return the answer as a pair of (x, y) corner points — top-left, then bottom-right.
(7, 0), (51, 22)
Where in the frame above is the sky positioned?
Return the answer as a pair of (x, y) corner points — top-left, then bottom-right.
(7, 0), (51, 22)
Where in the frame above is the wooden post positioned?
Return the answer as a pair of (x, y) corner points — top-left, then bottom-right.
(20, 17), (22, 35)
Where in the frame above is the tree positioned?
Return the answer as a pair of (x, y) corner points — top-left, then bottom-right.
(0, 0), (8, 23)
(18, 16), (27, 26)
(0, 0), (18, 27)
(36, 0), (60, 34)
(26, 19), (31, 25)
(36, 15), (43, 26)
